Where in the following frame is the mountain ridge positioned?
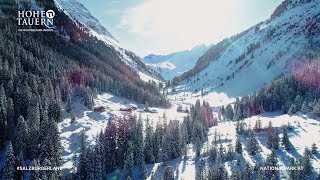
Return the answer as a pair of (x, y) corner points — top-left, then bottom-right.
(173, 0), (320, 98)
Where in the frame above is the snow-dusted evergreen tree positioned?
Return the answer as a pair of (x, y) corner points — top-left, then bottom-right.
(235, 136), (243, 154)
(301, 100), (309, 114)
(70, 110), (76, 124)
(163, 166), (175, 180)
(246, 130), (259, 155)
(78, 131), (88, 179)
(281, 127), (291, 150)
(162, 120), (182, 159)
(140, 161), (148, 179)
(27, 101), (40, 158)
(226, 143), (235, 160)
(288, 104), (296, 116)
(130, 115), (148, 178)
(144, 118), (155, 163)
(296, 158), (306, 180)
(312, 142), (318, 154)
(82, 87), (94, 110)
(234, 102), (244, 121)
(236, 121), (247, 135)
(124, 141), (134, 180)
(266, 121), (279, 150)
(66, 93), (73, 113)
(313, 102), (320, 117)
(15, 152), (24, 180)
(218, 144), (224, 161)
(195, 137), (201, 157)
(39, 99), (49, 141)
(209, 145), (217, 162)
(154, 120), (164, 162)
(0, 85), (7, 149)
(254, 118), (262, 132)
(39, 117), (61, 169)
(302, 148), (313, 176)
(104, 120), (117, 173)
(14, 116), (29, 156)
(30, 159), (41, 180)
(50, 87), (62, 122)
(288, 158), (298, 180)
(230, 165), (241, 180)
(242, 163), (252, 180)
(180, 121), (188, 157)
(225, 104), (234, 121)
(294, 95), (303, 111)
(196, 159), (206, 180)
(201, 101), (217, 127)
(208, 156), (228, 180)
(92, 141), (105, 180)
(256, 163), (266, 180)
(6, 98), (14, 140)
(2, 142), (15, 180)
(265, 149), (279, 179)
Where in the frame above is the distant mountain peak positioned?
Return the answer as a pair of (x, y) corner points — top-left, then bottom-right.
(143, 44), (211, 80)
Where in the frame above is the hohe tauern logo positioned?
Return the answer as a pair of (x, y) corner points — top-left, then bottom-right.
(17, 10), (55, 29)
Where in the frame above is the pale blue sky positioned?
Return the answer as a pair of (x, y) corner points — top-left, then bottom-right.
(78, 0), (283, 56)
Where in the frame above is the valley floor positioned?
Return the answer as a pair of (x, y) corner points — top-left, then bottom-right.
(59, 92), (320, 179)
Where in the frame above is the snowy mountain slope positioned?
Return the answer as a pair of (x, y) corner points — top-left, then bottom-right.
(54, 0), (163, 82)
(59, 93), (186, 174)
(138, 112), (320, 180)
(143, 44), (211, 80)
(54, 0), (117, 45)
(175, 0), (320, 98)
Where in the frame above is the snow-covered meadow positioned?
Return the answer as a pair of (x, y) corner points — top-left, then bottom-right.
(59, 90), (320, 179)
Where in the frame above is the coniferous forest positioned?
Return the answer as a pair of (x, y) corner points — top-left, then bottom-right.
(0, 0), (169, 179)
(1, 0), (320, 179)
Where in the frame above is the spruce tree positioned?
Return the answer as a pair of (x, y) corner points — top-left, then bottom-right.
(209, 145), (217, 162)
(247, 130), (259, 155)
(196, 159), (206, 180)
(301, 101), (309, 114)
(311, 142), (318, 154)
(254, 118), (262, 132)
(66, 93), (73, 113)
(15, 152), (24, 180)
(303, 148), (313, 176)
(313, 102), (320, 117)
(30, 159), (41, 180)
(124, 141), (134, 180)
(266, 121), (279, 150)
(242, 163), (252, 180)
(235, 136), (243, 154)
(288, 158), (297, 180)
(265, 150), (279, 179)
(288, 104), (296, 116)
(104, 120), (117, 173)
(144, 119), (155, 163)
(27, 102), (40, 158)
(2, 142), (15, 180)
(6, 98), (14, 140)
(281, 127), (291, 151)
(163, 166), (174, 180)
(14, 116), (29, 156)
(0, 85), (7, 149)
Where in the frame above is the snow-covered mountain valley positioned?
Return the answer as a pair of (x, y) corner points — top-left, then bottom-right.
(1, 0), (320, 179)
